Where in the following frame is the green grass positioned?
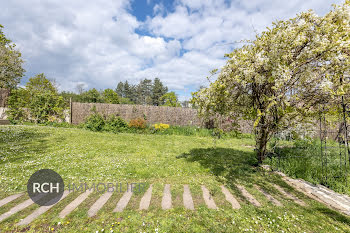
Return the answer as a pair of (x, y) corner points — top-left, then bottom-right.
(265, 138), (350, 195)
(1, 125), (350, 232)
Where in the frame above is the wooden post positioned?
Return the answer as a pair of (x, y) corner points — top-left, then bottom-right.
(69, 98), (72, 124)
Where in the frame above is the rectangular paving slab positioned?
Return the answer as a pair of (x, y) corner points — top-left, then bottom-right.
(161, 184), (172, 210)
(273, 184), (306, 206)
(236, 184), (261, 207)
(17, 191), (70, 226)
(59, 190), (93, 218)
(201, 185), (218, 209)
(183, 185), (195, 210)
(139, 184), (153, 210)
(0, 199), (34, 222)
(88, 192), (113, 217)
(0, 193), (23, 208)
(254, 185), (282, 207)
(220, 185), (241, 209)
(113, 190), (133, 212)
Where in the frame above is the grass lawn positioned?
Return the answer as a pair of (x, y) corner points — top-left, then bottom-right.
(1, 125), (350, 232)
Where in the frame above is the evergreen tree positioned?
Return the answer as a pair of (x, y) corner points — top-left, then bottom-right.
(115, 82), (124, 97)
(151, 78), (168, 106)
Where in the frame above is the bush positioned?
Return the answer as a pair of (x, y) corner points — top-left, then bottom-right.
(84, 112), (105, 131)
(128, 118), (147, 129)
(104, 115), (128, 133)
(153, 123), (170, 131)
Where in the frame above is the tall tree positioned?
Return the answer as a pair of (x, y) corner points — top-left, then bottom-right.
(81, 88), (103, 103)
(102, 88), (120, 104)
(151, 78), (168, 106)
(193, 2), (350, 163)
(26, 73), (56, 93)
(0, 24), (25, 89)
(115, 81), (124, 97)
(161, 92), (180, 107)
(136, 79), (153, 105)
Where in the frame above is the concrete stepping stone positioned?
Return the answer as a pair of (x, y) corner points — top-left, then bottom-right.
(0, 193), (23, 208)
(236, 184), (261, 207)
(139, 184), (153, 210)
(0, 199), (34, 222)
(254, 185), (282, 207)
(161, 184), (172, 210)
(183, 185), (195, 210)
(88, 192), (113, 217)
(220, 186), (241, 209)
(59, 190), (93, 218)
(113, 190), (133, 212)
(201, 185), (218, 209)
(17, 191), (70, 226)
(273, 184), (306, 206)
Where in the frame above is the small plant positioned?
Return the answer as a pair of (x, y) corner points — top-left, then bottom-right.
(84, 112), (105, 132)
(128, 118), (147, 129)
(153, 123), (170, 131)
(104, 115), (128, 132)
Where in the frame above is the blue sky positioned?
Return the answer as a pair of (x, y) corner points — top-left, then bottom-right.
(0, 0), (344, 100)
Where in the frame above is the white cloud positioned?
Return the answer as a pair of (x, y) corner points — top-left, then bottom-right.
(0, 0), (345, 100)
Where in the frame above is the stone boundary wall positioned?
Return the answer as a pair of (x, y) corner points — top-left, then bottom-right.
(0, 88), (10, 107)
(71, 102), (203, 126)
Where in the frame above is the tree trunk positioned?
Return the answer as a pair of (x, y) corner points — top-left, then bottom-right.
(256, 116), (269, 164)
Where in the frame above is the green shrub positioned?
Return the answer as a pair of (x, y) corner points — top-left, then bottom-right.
(84, 112), (105, 131)
(104, 115), (128, 132)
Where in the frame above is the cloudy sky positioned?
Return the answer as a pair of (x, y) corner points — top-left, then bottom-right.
(0, 0), (344, 100)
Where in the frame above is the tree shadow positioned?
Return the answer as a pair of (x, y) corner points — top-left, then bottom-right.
(0, 128), (52, 164)
(177, 147), (259, 184)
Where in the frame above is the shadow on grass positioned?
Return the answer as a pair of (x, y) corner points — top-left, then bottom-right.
(0, 128), (51, 164)
(177, 147), (259, 184)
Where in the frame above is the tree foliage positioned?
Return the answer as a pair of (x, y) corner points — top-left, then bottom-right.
(193, 2), (350, 163)
(161, 91), (181, 107)
(0, 24), (25, 89)
(7, 74), (65, 123)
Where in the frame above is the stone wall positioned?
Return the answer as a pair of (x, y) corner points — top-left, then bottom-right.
(0, 88), (10, 107)
(71, 102), (203, 126)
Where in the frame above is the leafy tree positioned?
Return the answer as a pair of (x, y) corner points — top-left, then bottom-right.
(193, 2), (350, 163)
(0, 24), (25, 89)
(8, 73), (65, 123)
(26, 73), (56, 93)
(6, 88), (29, 122)
(152, 77), (168, 106)
(102, 88), (120, 104)
(81, 88), (103, 103)
(161, 92), (180, 107)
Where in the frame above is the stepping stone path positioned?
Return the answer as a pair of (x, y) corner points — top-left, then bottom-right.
(183, 185), (195, 210)
(236, 184), (262, 207)
(60, 190), (93, 218)
(201, 185), (218, 209)
(88, 192), (113, 217)
(0, 198), (34, 222)
(17, 191), (70, 226)
(139, 184), (153, 210)
(0, 193), (23, 208)
(161, 184), (172, 210)
(113, 190), (133, 213)
(273, 184), (306, 206)
(3, 178), (350, 225)
(254, 185), (282, 207)
(221, 185), (241, 209)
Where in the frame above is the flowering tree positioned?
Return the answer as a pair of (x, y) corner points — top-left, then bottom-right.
(0, 25), (25, 89)
(193, 2), (350, 163)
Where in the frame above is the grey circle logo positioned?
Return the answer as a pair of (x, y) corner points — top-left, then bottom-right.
(27, 169), (64, 206)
